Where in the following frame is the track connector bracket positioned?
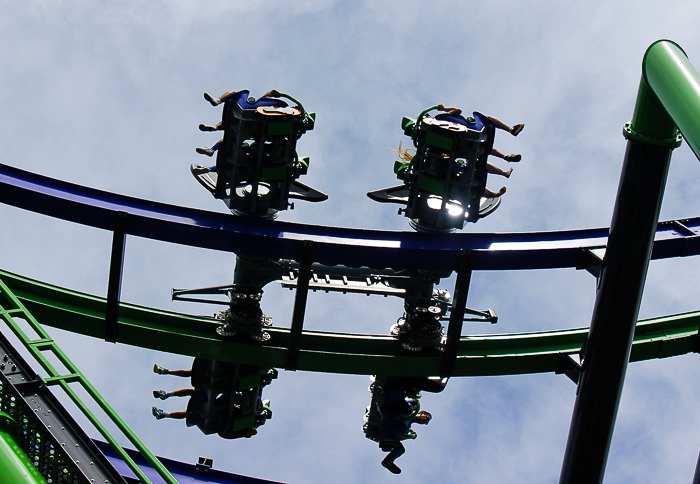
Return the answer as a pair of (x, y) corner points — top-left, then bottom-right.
(576, 247), (606, 280)
(555, 352), (582, 384)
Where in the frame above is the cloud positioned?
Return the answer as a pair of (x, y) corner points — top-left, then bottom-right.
(1, 2), (700, 483)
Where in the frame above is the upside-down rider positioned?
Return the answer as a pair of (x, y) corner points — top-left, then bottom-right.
(369, 376), (447, 474)
(150, 363), (259, 440)
(191, 89), (284, 174)
(433, 104), (524, 197)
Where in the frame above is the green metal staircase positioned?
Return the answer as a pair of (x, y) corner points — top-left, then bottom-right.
(0, 277), (177, 484)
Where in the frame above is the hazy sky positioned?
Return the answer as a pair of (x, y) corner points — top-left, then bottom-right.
(1, 2), (700, 483)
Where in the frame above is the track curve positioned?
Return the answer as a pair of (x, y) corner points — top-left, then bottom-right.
(2, 269), (697, 377)
(2, 162), (700, 271)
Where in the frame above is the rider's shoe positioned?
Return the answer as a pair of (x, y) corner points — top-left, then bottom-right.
(381, 458), (401, 474)
(196, 147), (215, 157)
(203, 93), (221, 106)
(153, 390), (169, 400)
(152, 407), (167, 420)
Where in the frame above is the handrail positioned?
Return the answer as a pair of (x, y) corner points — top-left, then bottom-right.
(0, 277), (178, 484)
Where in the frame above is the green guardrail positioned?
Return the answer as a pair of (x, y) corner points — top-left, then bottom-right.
(0, 276), (178, 484)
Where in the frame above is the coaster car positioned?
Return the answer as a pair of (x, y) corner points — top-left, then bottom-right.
(186, 359), (276, 437)
(368, 106), (500, 232)
(194, 90), (327, 218)
(362, 376), (447, 442)
(363, 376), (422, 443)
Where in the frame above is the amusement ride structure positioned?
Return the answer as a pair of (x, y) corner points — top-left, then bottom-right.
(0, 40), (699, 483)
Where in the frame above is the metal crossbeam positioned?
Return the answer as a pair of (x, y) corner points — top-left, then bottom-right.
(279, 270), (406, 296)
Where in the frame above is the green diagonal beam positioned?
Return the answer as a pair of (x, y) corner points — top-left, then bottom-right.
(1, 268), (697, 378)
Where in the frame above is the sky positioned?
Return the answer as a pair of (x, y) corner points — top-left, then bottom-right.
(1, 1), (700, 483)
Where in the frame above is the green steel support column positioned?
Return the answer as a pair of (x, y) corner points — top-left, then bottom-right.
(629, 40), (700, 157)
(0, 413), (48, 484)
(560, 40), (696, 484)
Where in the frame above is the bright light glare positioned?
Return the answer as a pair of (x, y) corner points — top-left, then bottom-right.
(426, 195), (464, 217)
(236, 183), (271, 198)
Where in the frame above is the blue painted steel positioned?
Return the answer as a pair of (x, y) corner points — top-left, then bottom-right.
(1, 162), (699, 271)
(230, 90), (287, 110)
(94, 440), (283, 484)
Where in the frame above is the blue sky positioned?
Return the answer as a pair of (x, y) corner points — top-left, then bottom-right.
(1, 2), (700, 483)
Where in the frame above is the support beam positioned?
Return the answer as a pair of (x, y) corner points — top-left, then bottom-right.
(555, 353), (582, 384)
(576, 247), (605, 280)
(285, 241), (314, 371)
(559, 138), (674, 484)
(105, 211), (128, 343)
(441, 250), (472, 378)
(559, 40), (698, 484)
(693, 449), (700, 484)
(635, 40), (700, 159)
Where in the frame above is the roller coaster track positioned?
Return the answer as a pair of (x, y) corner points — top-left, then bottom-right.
(0, 161), (699, 376)
(2, 162), (700, 272)
(1, 269), (697, 377)
(3, 39), (699, 483)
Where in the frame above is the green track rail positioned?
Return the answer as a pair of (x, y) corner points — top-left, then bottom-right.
(1, 269), (697, 378)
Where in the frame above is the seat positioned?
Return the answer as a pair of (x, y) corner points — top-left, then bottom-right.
(185, 359), (275, 436)
(362, 376), (423, 443)
(210, 91), (326, 217)
(367, 108), (500, 231)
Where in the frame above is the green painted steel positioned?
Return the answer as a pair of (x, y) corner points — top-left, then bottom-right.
(1, 269), (697, 378)
(0, 371), (103, 483)
(626, 40), (700, 156)
(0, 413), (48, 484)
(0, 276), (178, 484)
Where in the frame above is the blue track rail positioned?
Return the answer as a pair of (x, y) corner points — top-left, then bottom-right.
(1, 162), (699, 271)
(94, 440), (283, 484)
